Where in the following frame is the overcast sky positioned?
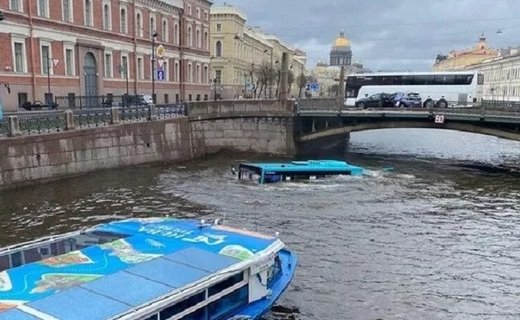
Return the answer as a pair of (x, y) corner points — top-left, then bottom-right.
(213, 0), (520, 71)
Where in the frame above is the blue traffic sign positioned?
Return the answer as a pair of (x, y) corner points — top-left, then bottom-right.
(157, 70), (164, 81)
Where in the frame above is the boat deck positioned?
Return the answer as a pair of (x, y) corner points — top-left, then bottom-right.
(0, 219), (280, 320)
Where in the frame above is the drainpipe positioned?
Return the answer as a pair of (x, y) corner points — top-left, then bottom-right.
(28, 0), (36, 101)
(179, 8), (185, 102)
(132, 0), (137, 95)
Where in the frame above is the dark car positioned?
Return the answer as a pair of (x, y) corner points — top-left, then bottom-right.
(390, 92), (422, 108)
(355, 93), (392, 109)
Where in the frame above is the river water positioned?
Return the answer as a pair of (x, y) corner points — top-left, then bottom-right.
(2, 129), (520, 320)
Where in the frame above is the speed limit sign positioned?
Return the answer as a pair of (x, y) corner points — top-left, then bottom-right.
(434, 114), (445, 124)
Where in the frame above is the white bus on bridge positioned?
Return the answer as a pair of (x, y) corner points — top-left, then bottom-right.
(345, 71), (484, 108)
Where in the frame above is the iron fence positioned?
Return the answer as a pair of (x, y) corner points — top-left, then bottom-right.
(0, 118), (9, 136)
(156, 103), (187, 118)
(74, 109), (112, 128)
(120, 106), (149, 122)
(18, 113), (66, 135)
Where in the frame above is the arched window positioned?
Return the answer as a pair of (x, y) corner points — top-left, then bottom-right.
(216, 41), (222, 57)
(136, 12), (142, 37)
(162, 19), (168, 42)
(174, 24), (179, 44)
(196, 29), (200, 48)
(187, 26), (192, 47)
(120, 8), (127, 33)
(150, 16), (155, 37)
(85, 0), (92, 26)
(204, 31), (208, 50)
(103, 4), (110, 30)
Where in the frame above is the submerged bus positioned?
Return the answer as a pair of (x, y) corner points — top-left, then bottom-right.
(345, 71), (484, 108)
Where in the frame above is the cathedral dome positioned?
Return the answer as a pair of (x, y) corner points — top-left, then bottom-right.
(333, 31), (350, 48)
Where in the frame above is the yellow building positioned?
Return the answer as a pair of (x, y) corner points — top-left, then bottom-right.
(433, 35), (499, 71)
(210, 5), (306, 99)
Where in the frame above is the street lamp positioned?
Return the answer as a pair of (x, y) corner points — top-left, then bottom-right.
(46, 57), (52, 105)
(151, 31), (158, 104)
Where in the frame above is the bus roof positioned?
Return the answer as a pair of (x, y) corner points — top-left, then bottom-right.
(347, 71), (478, 77)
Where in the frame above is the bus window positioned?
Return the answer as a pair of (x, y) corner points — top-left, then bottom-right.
(477, 73), (484, 85)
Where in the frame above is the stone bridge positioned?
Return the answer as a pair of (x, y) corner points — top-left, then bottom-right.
(295, 98), (520, 154)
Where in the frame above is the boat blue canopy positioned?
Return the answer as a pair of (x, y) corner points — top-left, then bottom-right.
(239, 160), (364, 175)
(0, 218), (279, 319)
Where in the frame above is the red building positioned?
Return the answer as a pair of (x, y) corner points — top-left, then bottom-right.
(0, 0), (211, 111)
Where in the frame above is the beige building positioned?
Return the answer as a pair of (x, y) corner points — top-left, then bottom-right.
(209, 5), (306, 100)
(467, 52), (520, 102)
(433, 35), (499, 71)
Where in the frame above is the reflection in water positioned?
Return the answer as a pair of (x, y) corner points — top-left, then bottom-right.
(1, 129), (520, 319)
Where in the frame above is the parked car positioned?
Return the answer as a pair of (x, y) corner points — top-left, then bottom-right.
(121, 94), (154, 107)
(21, 101), (59, 111)
(390, 92), (422, 108)
(355, 93), (392, 109)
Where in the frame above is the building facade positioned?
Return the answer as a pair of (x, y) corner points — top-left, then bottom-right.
(0, 0), (211, 111)
(209, 4), (306, 100)
(467, 54), (520, 102)
(433, 35), (499, 71)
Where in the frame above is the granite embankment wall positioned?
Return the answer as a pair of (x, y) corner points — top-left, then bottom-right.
(0, 101), (294, 190)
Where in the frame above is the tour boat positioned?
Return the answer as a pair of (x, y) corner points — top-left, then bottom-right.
(236, 160), (364, 184)
(0, 218), (297, 320)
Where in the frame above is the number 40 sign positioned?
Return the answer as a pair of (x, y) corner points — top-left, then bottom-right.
(434, 114), (445, 124)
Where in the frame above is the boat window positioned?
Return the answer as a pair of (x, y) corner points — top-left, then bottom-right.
(10, 251), (23, 268)
(180, 307), (207, 320)
(144, 314), (159, 320)
(267, 255), (282, 286)
(208, 285), (249, 320)
(208, 272), (244, 296)
(159, 291), (205, 320)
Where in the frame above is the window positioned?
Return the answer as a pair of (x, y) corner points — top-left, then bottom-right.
(216, 41), (222, 57)
(136, 12), (143, 37)
(196, 8), (200, 19)
(65, 47), (74, 76)
(188, 64), (192, 82)
(208, 286), (248, 320)
(174, 24), (179, 44)
(216, 24), (222, 32)
(10, 252), (24, 268)
(196, 29), (201, 48)
(13, 40), (26, 73)
(163, 60), (168, 81)
(41, 44), (51, 75)
(187, 26), (192, 47)
(162, 19), (168, 42)
(204, 31), (208, 50)
(204, 66), (208, 84)
(120, 8), (127, 33)
(18, 93), (28, 108)
(215, 70), (222, 84)
(10, 0), (22, 12)
(150, 16), (156, 39)
(37, 0), (49, 17)
(62, 0), (72, 22)
(187, 5), (191, 15)
(175, 62), (179, 82)
(120, 55), (128, 79)
(196, 65), (200, 83)
(103, 3), (111, 31)
(137, 57), (143, 79)
(85, 0), (93, 26)
(159, 291), (205, 319)
(104, 53), (113, 78)
(208, 273), (244, 296)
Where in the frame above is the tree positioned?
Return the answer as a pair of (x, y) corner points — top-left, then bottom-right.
(328, 84), (340, 97)
(255, 61), (277, 99)
(296, 73), (307, 98)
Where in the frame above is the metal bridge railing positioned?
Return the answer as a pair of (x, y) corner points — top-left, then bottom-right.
(1, 103), (188, 137)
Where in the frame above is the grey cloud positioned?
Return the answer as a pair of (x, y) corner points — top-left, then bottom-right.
(214, 0), (520, 71)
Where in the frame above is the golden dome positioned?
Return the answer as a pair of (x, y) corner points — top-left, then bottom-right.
(334, 31), (350, 47)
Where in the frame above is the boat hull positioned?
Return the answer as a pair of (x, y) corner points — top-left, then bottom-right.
(230, 249), (298, 320)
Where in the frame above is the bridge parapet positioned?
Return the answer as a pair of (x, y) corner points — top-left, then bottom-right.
(297, 98), (341, 113)
(187, 100), (294, 119)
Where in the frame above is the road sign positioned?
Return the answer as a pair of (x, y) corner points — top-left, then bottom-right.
(156, 45), (165, 58)
(52, 58), (60, 67)
(157, 70), (165, 81)
(434, 114), (445, 124)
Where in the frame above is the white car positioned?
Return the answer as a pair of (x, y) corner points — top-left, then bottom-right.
(139, 94), (154, 106)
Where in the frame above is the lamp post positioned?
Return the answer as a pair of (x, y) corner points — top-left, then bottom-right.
(46, 57), (52, 105)
(151, 31), (158, 104)
(213, 78), (218, 101)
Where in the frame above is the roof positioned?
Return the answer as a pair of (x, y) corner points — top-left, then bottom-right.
(333, 31), (350, 48)
(210, 5), (247, 21)
(240, 160), (364, 175)
(0, 218), (281, 319)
